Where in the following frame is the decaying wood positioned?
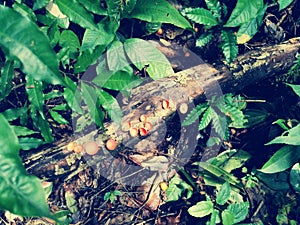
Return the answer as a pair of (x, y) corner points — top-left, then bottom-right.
(23, 38), (300, 185)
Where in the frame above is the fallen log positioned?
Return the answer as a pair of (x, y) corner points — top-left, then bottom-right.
(23, 37), (300, 184)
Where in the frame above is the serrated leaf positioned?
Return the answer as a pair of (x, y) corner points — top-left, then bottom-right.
(97, 89), (122, 125)
(221, 30), (238, 63)
(221, 209), (235, 225)
(211, 108), (228, 139)
(18, 137), (44, 150)
(0, 60), (14, 101)
(196, 32), (213, 48)
(182, 102), (208, 126)
(0, 114), (54, 218)
(182, 7), (218, 26)
(0, 5), (63, 85)
(236, 4), (267, 44)
(56, 0), (98, 30)
(259, 146), (300, 174)
(188, 201), (214, 218)
(81, 83), (104, 128)
(199, 106), (213, 130)
(278, 0), (294, 10)
(224, 0), (264, 27)
(205, 0), (222, 20)
(290, 163), (300, 192)
(124, 38), (174, 80)
(216, 182), (230, 205)
(127, 0), (192, 29)
(227, 202), (249, 223)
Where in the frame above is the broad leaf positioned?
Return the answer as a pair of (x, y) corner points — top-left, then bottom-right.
(107, 40), (130, 72)
(78, 0), (107, 15)
(259, 145), (300, 173)
(290, 163), (300, 192)
(221, 209), (235, 225)
(216, 182), (230, 205)
(278, 0), (294, 10)
(1, 107), (28, 122)
(128, 0), (192, 29)
(33, 0), (49, 10)
(81, 83), (104, 128)
(266, 123), (300, 145)
(0, 114), (53, 218)
(97, 89), (122, 125)
(221, 30), (238, 63)
(18, 137), (44, 150)
(56, 0), (98, 30)
(225, 0), (264, 27)
(0, 60), (14, 101)
(227, 202), (249, 223)
(188, 201), (214, 218)
(0, 5), (63, 85)
(124, 38), (174, 80)
(181, 7), (218, 26)
(166, 175), (193, 202)
(59, 30), (80, 49)
(236, 4), (267, 44)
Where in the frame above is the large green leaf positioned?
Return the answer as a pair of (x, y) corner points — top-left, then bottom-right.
(236, 4), (267, 44)
(78, 0), (107, 15)
(188, 201), (214, 218)
(221, 209), (235, 225)
(278, 0), (294, 10)
(56, 0), (98, 30)
(224, 0), (264, 27)
(81, 83), (104, 127)
(0, 60), (14, 101)
(0, 114), (54, 218)
(290, 163), (300, 192)
(127, 0), (192, 29)
(266, 123), (300, 145)
(0, 5), (63, 85)
(259, 146), (300, 174)
(181, 7), (218, 26)
(221, 30), (238, 63)
(216, 182), (230, 205)
(124, 38), (174, 80)
(106, 40), (129, 72)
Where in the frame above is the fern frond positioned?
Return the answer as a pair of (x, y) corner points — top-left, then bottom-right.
(199, 106), (213, 130)
(196, 32), (213, 48)
(205, 0), (222, 21)
(211, 108), (229, 140)
(182, 102), (208, 126)
(221, 30), (238, 63)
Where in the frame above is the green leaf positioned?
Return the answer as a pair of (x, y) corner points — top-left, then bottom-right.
(210, 209), (221, 225)
(33, 0), (49, 10)
(221, 209), (235, 225)
(266, 123), (300, 145)
(290, 163), (300, 192)
(97, 89), (122, 125)
(243, 109), (270, 128)
(227, 202), (249, 223)
(12, 126), (39, 137)
(211, 109), (228, 140)
(0, 114), (53, 218)
(63, 76), (83, 114)
(0, 5), (63, 85)
(56, 0), (98, 30)
(199, 106), (213, 130)
(18, 137), (44, 150)
(182, 102), (208, 126)
(188, 201), (214, 218)
(221, 30), (238, 63)
(224, 0), (264, 27)
(166, 175), (192, 202)
(196, 32), (213, 48)
(124, 38), (174, 80)
(216, 182), (230, 205)
(81, 17), (117, 51)
(256, 171), (290, 191)
(59, 30), (80, 49)
(13, 2), (37, 21)
(78, 0), (107, 15)
(106, 40), (130, 72)
(0, 60), (14, 101)
(236, 4), (267, 44)
(128, 0), (192, 29)
(286, 83), (300, 97)
(181, 7), (218, 26)
(205, 0), (222, 20)
(50, 110), (69, 124)
(259, 146), (300, 174)
(278, 0), (294, 10)
(1, 107), (28, 122)
(81, 83), (104, 128)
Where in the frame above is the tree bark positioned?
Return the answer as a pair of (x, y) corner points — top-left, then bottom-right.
(23, 38), (300, 181)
